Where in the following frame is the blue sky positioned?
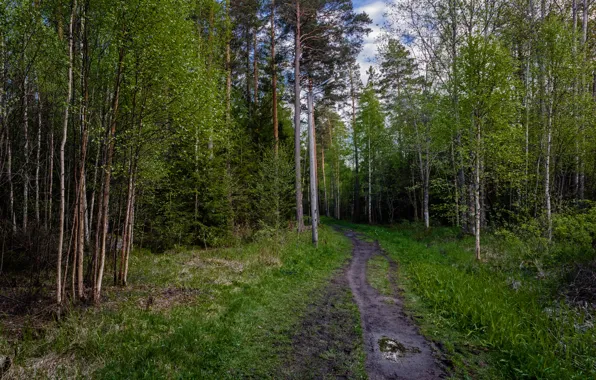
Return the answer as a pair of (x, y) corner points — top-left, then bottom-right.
(353, 0), (387, 83)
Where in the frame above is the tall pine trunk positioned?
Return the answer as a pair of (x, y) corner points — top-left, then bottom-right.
(271, 0), (278, 154)
(294, 0), (304, 232)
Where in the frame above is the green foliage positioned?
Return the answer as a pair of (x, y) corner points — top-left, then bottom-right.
(255, 144), (295, 233)
(552, 203), (596, 254)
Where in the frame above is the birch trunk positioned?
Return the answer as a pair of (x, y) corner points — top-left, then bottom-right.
(122, 187), (135, 285)
(57, 0), (76, 304)
(474, 118), (481, 260)
(545, 102), (552, 242)
(350, 67), (360, 222)
(47, 127), (54, 229)
(119, 159), (134, 285)
(307, 81), (318, 247)
(322, 146), (328, 217)
(94, 45), (124, 304)
(35, 89), (42, 224)
(23, 77), (29, 231)
(368, 134), (372, 224)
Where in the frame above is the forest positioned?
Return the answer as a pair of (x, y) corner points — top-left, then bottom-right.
(0, 0), (595, 378)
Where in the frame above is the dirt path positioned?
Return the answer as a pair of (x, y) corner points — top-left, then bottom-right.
(283, 267), (366, 379)
(342, 228), (444, 380)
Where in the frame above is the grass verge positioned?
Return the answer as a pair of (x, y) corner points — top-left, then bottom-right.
(1, 225), (362, 379)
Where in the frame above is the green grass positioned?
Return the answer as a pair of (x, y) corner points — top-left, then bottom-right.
(2, 225), (363, 379)
(366, 255), (392, 297)
(328, 219), (596, 379)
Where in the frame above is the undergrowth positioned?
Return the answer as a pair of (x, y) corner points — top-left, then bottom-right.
(328, 219), (596, 379)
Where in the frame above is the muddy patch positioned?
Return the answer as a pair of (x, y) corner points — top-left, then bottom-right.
(282, 268), (365, 379)
(378, 337), (421, 362)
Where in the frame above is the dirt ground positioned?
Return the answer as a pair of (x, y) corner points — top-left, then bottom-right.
(286, 227), (445, 379)
(283, 266), (365, 379)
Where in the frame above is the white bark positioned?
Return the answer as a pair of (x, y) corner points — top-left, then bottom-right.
(307, 83), (318, 247)
(23, 77), (29, 231)
(35, 89), (42, 224)
(57, 0), (77, 305)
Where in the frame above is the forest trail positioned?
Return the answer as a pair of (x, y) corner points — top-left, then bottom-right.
(340, 227), (444, 380)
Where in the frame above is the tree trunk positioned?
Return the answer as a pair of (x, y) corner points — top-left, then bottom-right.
(474, 118), (481, 260)
(226, 0), (231, 126)
(350, 67), (360, 222)
(368, 134), (372, 224)
(271, 0), (278, 154)
(57, 0), (77, 305)
(578, 0), (587, 200)
(307, 81), (318, 247)
(294, 0), (304, 232)
(424, 141), (430, 229)
(76, 4), (89, 300)
(6, 103), (16, 234)
(23, 77), (29, 231)
(35, 89), (42, 224)
(119, 160), (134, 286)
(545, 102), (552, 242)
(322, 146), (329, 217)
(253, 32), (258, 107)
(94, 44), (124, 304)
(123, 186), (135, 285)
(47, 126), (54, 230)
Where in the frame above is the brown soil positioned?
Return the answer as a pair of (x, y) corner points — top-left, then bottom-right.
(283, 267), (365, 379)
(342, 228), (444, 380)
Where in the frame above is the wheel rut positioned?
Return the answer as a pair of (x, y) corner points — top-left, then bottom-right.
(341, 228), (444, 380)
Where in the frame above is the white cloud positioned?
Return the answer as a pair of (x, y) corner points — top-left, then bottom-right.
(355, 1), (387, 84)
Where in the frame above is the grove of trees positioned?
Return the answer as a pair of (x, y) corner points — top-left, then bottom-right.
(1, 0), (595, 306)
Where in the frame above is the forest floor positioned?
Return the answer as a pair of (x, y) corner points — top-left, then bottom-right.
(0, 226), (369, 379)
(2, 221), (596, 379)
